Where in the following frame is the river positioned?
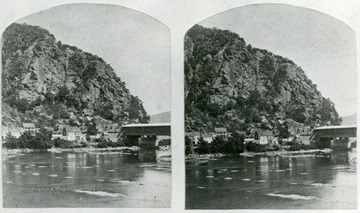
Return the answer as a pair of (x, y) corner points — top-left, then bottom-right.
(186, 151), (357, 209)
(3, 149), (171, 208)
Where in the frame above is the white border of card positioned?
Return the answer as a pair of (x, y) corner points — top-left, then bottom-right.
(0, 0), (359, 212)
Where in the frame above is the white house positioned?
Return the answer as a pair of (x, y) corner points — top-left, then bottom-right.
(185, 132), (215, 145)
(2, 127), (22, 139)
(214, 127), (228, 139)
(22, 123), (36, 136)
(255, 130), (274, 145)
(2, 126), (9, 140)
(202, 133), (214, 143)
(185, 132), (201, 145)
(51, 133), (64, 140)
(105, 131), (120, 143)
(64, 126), (85, 142)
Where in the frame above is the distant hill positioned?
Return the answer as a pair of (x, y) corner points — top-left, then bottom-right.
(2, 23), (149, 128)
(341, 114), (357, 125)
(150, 111), (170, 123)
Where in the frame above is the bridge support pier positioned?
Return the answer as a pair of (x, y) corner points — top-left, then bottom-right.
(316, 138), (331, 149)
(138, 135), (157, 148)
(316, 137), (353, 150)
(124, 135), (141, 146)
(331, 138), (350, 151)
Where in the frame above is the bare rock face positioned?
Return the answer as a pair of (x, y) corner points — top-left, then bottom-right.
(2, 23), (148, 127)
(185, 25), (340, 132)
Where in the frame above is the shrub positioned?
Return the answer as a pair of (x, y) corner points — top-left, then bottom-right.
(15, 98), (30, 113)
(194, 137), (210, 154)
(96, 141), (108, 148)
(53, 138), (74, 148)
(59, 110), (70, 119)
(4, 129), (53, 149)
(185, 136), (193, 155)
(245, 142), (266, 152)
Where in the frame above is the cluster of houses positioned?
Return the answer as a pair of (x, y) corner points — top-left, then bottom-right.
(2, 123), (37, 140)
(186, 127), (312, 146)
(2, 123), (121, 144)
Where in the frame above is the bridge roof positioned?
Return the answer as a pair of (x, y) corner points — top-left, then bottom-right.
(314, 125), (356, 130)
(122, 123), (171, 128)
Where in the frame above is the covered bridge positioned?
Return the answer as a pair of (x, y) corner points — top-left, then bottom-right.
(313, 125), (356, 138)
(121, 123), (171, 136)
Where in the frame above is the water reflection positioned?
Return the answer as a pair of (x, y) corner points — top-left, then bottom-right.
(3, 150), (171, 208)
(186, 151), (357, 209)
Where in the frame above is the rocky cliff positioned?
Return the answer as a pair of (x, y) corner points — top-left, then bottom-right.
(2, 23), (148, 128)
(185, 25), (340, 134)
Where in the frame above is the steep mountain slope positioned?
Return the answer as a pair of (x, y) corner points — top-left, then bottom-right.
(185, 25), (340, 133)
(2, 23), (148, 128)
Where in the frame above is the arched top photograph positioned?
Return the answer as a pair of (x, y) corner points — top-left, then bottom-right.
(184, 3), (357, 210)
(1, 3), (172, 208)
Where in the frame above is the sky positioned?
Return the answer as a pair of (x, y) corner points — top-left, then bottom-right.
(199, 4), (357, 117)
(16, 4), (171, 115)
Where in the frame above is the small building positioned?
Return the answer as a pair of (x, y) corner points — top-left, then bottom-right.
(64, 126), (85, 142)
(244, 137), (255, 144)
(9, 128), (22, 139)
(214, 127), (228, 139)
(255, 130), (274, 145)
(22, 123), (36, 136)
(299, 134), (312, 145)
(202, 133), (214, 143)
(185, 132), (201, 145)
(185, 132), (215, 145)
(2, 126), (22, 140)
(51, 133), (64, 140)
(2, 126), (9, 140)
(105, 131), (120, 143)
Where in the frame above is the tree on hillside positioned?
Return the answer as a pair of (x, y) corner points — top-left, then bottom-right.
(86, 123), (98, 136)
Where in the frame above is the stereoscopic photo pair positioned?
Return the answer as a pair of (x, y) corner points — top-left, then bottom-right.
(1, 3), (357, 210)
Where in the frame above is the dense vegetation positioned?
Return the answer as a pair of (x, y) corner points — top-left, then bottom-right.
(185, 135), (319, 155)
(185, 25), (341, 135)
(185, 132), (245, 155)
(4, 128), (53, 149)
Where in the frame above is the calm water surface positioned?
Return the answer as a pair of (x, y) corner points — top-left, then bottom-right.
(3, 150), (171, 208)
(186, 151), (357, 209)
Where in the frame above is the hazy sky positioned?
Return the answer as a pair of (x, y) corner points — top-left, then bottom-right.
(200, 4), (357, 117)
(17, 4), (170, 115)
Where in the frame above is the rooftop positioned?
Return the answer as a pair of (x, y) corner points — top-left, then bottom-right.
(122, 123), (170, 128)
(23, 123), (35, 128)
(314, 125), (356, 130)
(65, 126), (82, 133)
(214, 127), (227, 133)
(257, 130), (273, 136)
(185, 132), (200, 137)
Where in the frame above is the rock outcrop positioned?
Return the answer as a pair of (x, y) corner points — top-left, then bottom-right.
(185, 25), (340, 133)
(2, 23), (148, 128)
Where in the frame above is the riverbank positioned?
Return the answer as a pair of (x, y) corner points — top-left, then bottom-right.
(239, 148), (333, 157)
(185, 148), (334, 161)
(1, 146), (140, 158)
(185, 153), (227, 162)
(2, 146), (140, 153)
(2, 146), (173, 162)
